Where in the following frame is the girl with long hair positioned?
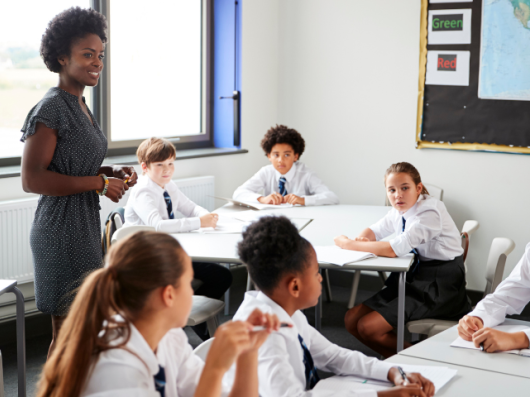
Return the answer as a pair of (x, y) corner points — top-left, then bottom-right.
(37, 231), (280, 397)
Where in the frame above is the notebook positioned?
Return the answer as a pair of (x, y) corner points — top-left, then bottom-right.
(314, 364), (457, 394)
(314, 245), (376, 266)
(210, 196), (293, 210)
(450, 324), (530, 356)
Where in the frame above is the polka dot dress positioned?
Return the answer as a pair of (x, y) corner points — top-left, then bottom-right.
(21, 87), (107, 316)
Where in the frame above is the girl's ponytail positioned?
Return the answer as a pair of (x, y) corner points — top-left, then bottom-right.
(37, 231), (186, 397)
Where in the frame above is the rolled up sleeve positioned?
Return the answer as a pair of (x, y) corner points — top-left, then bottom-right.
(389, 209), (442, 257)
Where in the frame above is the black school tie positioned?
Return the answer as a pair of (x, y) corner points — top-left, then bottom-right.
(154, 365), (166, 397)
(402, 217), (420, 273)
(163, 191), (174, 219)
(298, 334), (320, 389)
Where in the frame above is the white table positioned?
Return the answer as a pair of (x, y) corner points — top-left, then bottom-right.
(398, 319), (530, 379)
(173, 204), (413, 351)
(385, 354), (530, 396)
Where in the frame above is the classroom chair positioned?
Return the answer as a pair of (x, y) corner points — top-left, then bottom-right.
(193, 336), (215, 361)
(461, 220), (480, 279)
(111, 225), (225, 334)
(407, 237), (515, 339)
(102, 207), (125, 254)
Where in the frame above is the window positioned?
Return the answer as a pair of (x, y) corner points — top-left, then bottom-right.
(0, 0), (93, 163)
(103, 0), (209, 150)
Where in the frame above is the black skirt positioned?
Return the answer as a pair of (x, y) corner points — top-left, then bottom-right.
(363, 255), (472, 328)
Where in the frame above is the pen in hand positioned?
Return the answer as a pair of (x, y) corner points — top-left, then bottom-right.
(480, 342), (484, 351)
(252, 322), (292, 332)
(397, 366), (410, 385)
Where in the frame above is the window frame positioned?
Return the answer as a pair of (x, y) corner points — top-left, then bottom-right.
(94, 0), (214, 156)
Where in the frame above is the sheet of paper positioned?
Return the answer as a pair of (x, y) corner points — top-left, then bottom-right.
(314, 364), (456, 395)
(196, 216), (249, 234)
(210, 196), (293, 211)
(314, 245), (376, 266)
(451, 324), (530, 355)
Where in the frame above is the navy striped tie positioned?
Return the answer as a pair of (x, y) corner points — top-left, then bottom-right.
(279, 176), (288, 196)
(154, 365), (166, 397)
(163, 191), (174, 219)
(298, 334), (320, 389)
(402, 217), (420, 273)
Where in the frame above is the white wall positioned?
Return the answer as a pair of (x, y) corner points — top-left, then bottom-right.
(274, 0), (530, 291)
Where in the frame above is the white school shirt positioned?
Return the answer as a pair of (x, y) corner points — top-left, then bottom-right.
(124, 175), (209, 233)
(224, 291), (393, 397)
(232, 162), (339, 206)
(82, 325), (229, 397)
(468, 243), (530, 345)
(369, 194), (463, 261)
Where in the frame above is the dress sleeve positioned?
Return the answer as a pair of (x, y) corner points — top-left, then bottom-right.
(20, 96), (67, 142)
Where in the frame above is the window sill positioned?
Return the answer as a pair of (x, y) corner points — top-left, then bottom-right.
(0, 147), (248, 179)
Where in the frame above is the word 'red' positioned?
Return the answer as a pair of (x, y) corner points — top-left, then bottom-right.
(437, 54), (457, 71)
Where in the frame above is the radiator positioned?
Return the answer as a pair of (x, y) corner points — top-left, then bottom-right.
(0, 175), (215, 320)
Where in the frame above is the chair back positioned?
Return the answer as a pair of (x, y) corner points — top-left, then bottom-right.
(483, 237), (515, 297)
(460, 220), (479, 264)
(193, 338), (214, 361)
(384, 182), (443, 206)
(111, 225), (156, 244)
(102, 207), (125, 254)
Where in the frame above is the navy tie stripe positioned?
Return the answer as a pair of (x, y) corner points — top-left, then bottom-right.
(279, 176), (288, 196)
(163, 191), (174, 219)
(402, 216), (420, 273)
(154, 365), (166, 397)
(298, 334), (320, 389)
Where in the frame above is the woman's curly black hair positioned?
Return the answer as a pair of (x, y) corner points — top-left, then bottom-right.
(40, 7), (108, 73)
(260, 124), (306, 157)
(238, 216), (313, 293)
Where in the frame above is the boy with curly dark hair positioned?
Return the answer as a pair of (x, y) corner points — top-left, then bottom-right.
(233, 125), (339, 206)
(224, 216), (434, 397)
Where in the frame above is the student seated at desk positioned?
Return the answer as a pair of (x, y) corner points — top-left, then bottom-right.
(124, 137), (232, 340)
(335, 162), (471, 358)
(458, 244), (530, 353)
(233, 124), (339, 206)
(226, 216), (434, 397)
(37, 231), (280, 397)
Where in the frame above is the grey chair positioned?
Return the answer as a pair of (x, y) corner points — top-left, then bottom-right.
(0, 280), (26, 397)
(194, 337), (214, 361)
(407, 237), (515, 338)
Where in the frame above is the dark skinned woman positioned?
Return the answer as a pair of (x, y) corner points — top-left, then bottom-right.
(20, 7), (137, 358)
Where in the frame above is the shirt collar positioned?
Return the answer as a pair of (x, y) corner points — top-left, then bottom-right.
(52, 87), (85, 105)
(400, 194), (425, 220)
(256, 291), (295, 323)
(144, 175), (167, 194)
(274, 162), (298, 183)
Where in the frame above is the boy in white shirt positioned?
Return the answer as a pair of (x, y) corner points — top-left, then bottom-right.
(233, 125), (339, 206)
(457, 243), (530, 353)
(124, 137), (232, 340)
(226, 216), (434, 397)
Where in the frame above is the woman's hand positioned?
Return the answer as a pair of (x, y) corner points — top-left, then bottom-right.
(283, 194), (305, 206)
(334, 235), (351, 248)
(472, 328), (529, 353)
(457, 315), (483, 341)
(388, 368), (434, 396)
(258, 193), (283, 205)
(112, 165), (138, 188)
(378, 385), (427, 397)
(200, 213), (219, 228)
(104, 177), (126, 203)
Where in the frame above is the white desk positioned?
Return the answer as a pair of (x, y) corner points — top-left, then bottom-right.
(385, 355), (530, 397)
(399, 319), (530, 379)
(173, 204), (412, 351)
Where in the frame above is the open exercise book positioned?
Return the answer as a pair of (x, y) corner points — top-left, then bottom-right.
(314, 246), (376, 266)
(314, 364), (457, 394)
(451, 324), (530, 357)
(210, 196), (293, 211)
(196, 214), (311, 234)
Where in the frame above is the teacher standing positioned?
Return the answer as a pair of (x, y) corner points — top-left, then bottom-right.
(20, 7), (137, 357)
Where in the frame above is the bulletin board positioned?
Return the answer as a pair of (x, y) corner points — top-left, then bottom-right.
(416, 0), (530, 154)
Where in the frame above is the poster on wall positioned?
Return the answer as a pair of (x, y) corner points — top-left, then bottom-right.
(426, 50), (470, 86)
(478, 0), (530, 101)
(428, 9), (472, 44)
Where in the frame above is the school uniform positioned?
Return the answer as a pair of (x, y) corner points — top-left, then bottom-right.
(233, 162), (339, 206)
(82, 324), (229, 397)
(125, 175), (232, 339)
(364, 194), (471, 327)
(467, 243), (530, 344)
(225, 291), (394, 397)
